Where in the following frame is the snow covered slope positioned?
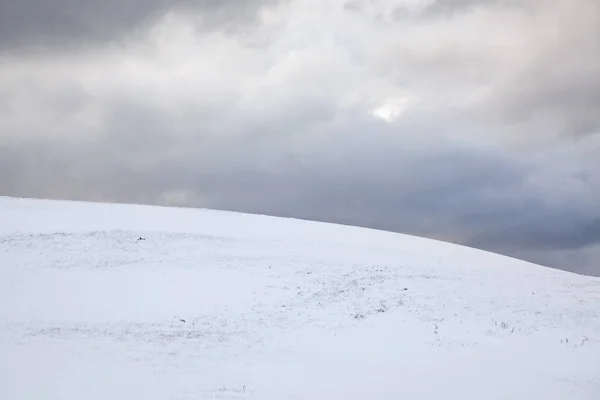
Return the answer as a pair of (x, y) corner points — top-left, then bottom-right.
(1, 196), (599, 399)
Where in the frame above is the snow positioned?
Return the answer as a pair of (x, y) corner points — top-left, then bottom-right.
(1, 196), (599, 399)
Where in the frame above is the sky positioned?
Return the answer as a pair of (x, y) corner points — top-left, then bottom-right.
(1, 0), (599, 276)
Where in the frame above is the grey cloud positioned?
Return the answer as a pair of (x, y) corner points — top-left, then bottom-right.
(393, 0), (516, 21)
(419, 0), (520, 17)
(354, 0), (600, 142)
(485, 68), (600, 137)
(476, 0), (600, 137)
(343, 0), (524, 22)
(374, 0), (600, 139)
(468, 209), (600, 251)
(516, 245), (600, 277)
(0, 0), (282, 51)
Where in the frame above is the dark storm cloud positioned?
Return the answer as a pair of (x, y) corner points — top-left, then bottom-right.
(0, 0), (281, 50)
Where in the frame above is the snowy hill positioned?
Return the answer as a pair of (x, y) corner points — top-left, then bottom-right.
(1, 196), (599, 399)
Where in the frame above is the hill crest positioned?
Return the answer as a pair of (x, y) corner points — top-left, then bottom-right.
(1, 196), (599, 399)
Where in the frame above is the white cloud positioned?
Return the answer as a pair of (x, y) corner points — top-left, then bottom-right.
(372, 96), (412, 122)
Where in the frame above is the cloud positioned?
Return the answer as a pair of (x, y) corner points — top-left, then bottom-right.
(474, 0), (600, 138)
(0, 0), (599, 276)
(0, 0), (283, 51)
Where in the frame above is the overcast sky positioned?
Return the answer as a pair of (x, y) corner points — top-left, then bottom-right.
(1, 0), (599, 275)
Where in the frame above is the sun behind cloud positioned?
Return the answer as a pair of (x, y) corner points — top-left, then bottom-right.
(372, 96), (412, 122)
